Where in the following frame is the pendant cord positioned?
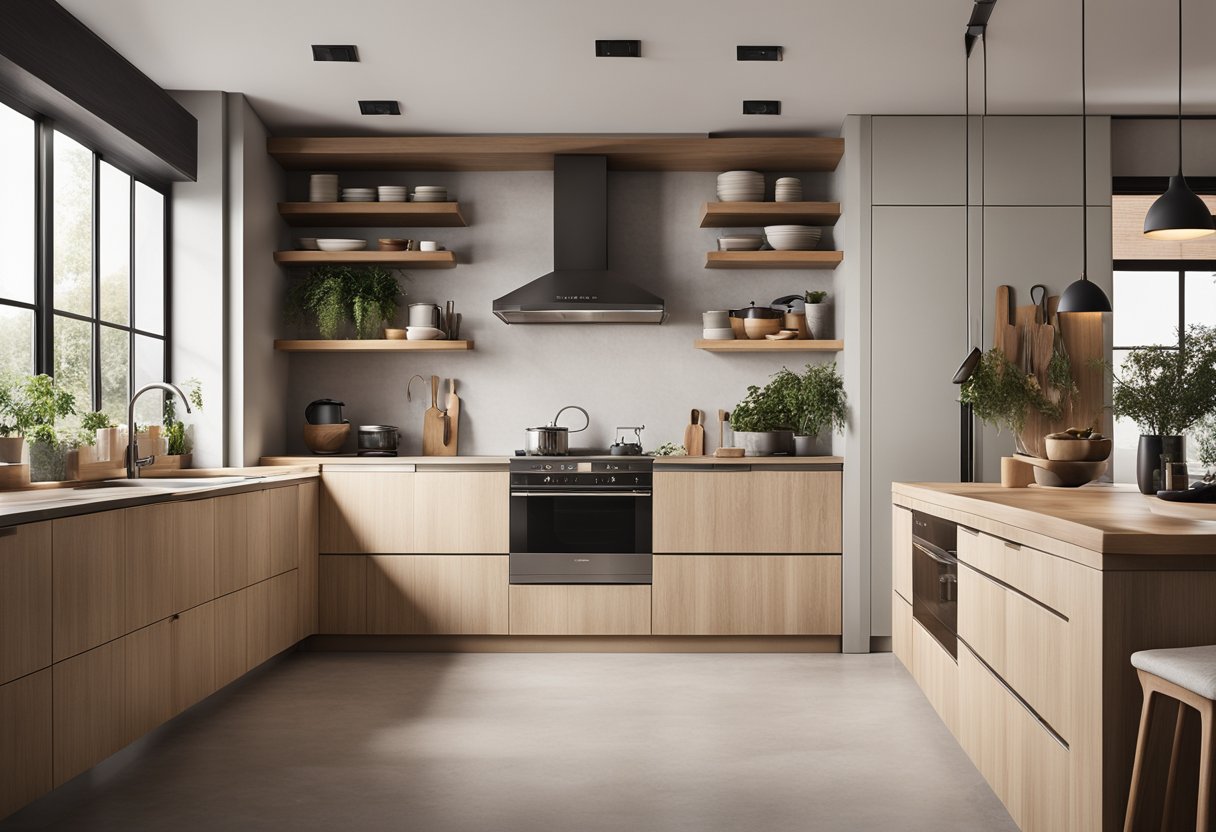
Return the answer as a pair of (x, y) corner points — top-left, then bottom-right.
(1178, 0), (1184, 175)
(1081, 0), (1088, 279)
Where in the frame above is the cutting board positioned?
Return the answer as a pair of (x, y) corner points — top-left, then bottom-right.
(422, 375), (448, 456)
(441, 378), (460, 457)
(684, 409), (705, 456)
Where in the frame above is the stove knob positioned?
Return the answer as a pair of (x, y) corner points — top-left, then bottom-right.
(609, 476), (617, 484)
(543, 476), (551, 484)
(544, 464), (552, 470)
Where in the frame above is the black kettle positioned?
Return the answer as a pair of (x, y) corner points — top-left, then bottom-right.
(305, 399), (346, 425)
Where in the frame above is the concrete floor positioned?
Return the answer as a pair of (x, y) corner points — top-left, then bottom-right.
(1, 652), (1017, 832)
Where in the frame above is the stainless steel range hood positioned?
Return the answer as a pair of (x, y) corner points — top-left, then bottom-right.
(492, 155), (665, 324)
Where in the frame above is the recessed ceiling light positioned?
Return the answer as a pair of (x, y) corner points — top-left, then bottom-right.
(358, 100), (401, 116)
(595, 40), (641, 57)
(742, 100), (781, 115)
(312, 45), (359, 62)
(736, 46), (782, 61)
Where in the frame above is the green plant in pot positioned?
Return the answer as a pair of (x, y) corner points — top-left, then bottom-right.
(77, 410), (116, 465)
(163, 379), (204, 458)
(773, 363), (848, 456)
(0, 380), (23, 463)
(803, 290), (832, 340)
(286, 265), (402, 339)
(958, 348), (1062, 455)
(5, 374), (78, 482)
(1105, 325), (1216, 494)
(730, 382), (792, 456)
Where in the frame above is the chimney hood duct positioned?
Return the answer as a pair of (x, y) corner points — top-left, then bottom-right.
(492, 155), (666, 324)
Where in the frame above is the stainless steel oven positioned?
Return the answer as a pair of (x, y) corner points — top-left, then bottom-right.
(911, 511), (959, 659)
(509, 457), (653, 584)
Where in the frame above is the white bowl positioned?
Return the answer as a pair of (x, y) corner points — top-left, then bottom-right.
(406, 326), (448, 341)
(316, 239), (367, 251)
(702, 328), (735, 340)
(718, 236), (764, 251)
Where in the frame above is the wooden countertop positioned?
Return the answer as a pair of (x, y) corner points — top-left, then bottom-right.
(893, 482), (1216, 569)
(260, 455), (843, 468)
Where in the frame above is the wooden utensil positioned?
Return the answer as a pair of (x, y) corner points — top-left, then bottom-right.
(994, 285), (1018, 358)
(441, 378), (460, 456)
(717, 409), (727, 448)
(684, 409), (705, 456)
(422, 375), (448, 456)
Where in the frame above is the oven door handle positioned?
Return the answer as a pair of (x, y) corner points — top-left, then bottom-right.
(511, 491), (651, 497)
(912, 539), (959, 565)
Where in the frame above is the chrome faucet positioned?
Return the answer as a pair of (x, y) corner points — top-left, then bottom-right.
(127, 382), (192, 478)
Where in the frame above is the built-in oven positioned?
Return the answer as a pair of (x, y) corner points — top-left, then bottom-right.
(911, 511), (959, 659)
(509, 457), (653, 584)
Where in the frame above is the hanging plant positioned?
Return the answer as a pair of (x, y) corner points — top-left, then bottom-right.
(286, 266), (403, 340)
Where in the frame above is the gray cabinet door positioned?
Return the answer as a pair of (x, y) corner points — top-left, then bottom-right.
(871, 117), (966, 206)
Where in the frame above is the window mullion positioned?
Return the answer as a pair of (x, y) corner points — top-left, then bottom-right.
(35, 122), (53, 375)
(128, 174), (135, 409)
(91, 152), (101, 413)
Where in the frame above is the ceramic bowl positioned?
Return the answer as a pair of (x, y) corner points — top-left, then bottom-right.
(743, 318), (783, 340)
(406, 326), (447, 341)
(303, 422), (349, 455)
(384, 328), (407, 340)
(702, 327), (735, 340)
(1027, 458), (1108, 487)
(317, 239), (367, 251)
(1045, 436), (1112, 462)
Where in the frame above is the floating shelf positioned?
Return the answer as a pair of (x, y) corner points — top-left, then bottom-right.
(273, 250), (457, 269)
(277, 202), (466, 227)
(699, 201), (840, 228)
(267, 135), (843, 172)
(705, 251), (843, 269)
(695, 339), (843, 353)
(274, 340), (474, 353)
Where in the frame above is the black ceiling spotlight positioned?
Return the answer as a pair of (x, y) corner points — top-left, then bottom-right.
(737, 45), (782, 61)
(964, 0), (998, 55)
(743, 100), (781, 115)
(311, 45), (359, 62)
(595, 40), (641, 57)
(358, 100), (401, 116)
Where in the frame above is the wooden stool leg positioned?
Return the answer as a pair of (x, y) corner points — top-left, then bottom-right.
(1163, 700), (1188, 832)
(1198, 699), (1214, 832)
(1126, 676), (1159, 832)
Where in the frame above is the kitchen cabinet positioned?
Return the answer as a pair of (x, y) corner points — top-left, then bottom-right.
(320, 471), (414, 554)
(245, 489), (272, 583)
(213, 590), (248, 688)
(891, 591), (912, 670)
(214, 492), (250, 596)
(508, 585), (651, 635)
(651, 555), (841, 636)
(171, 498), (216, 613)
(247, 571), (298, 668)
(124, 619), (172, 742)
(910, 620), (959, 739)
(124, 504), (174, 633)
(52, 637), (127, 785)
(268, 485), (299, 577)
(171, 601), (216, 715)
(52, 510), (125, 662)
(298, 481), (319, 636)
(0, 669), (52, 820)
(319, 555), (367, 634)
(366, 555), (508, 635)
(653, 471), (842, 554)
(0, 522), (52, 686)
(891, 505), (912, 604)
(412, 471), (508, 554)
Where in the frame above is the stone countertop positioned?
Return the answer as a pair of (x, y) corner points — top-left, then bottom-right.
(0, 467), (317, 529)
(893, 481), (1216, 567)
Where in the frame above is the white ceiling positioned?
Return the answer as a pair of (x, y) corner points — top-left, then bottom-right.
(59, 0), (1216, 136)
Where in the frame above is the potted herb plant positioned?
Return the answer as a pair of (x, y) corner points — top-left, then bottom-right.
(286, 265), (402, 339)
(775, 363), (848, 456)
(8, 374), (78, 482)
(804, 290), (832, 340)
(162, 379), (203, 466)
(1107, 325), (1216, 493)
(730, 382), (791, 456)
(0, 381), (23, 463)
(77, 411), (115, 465)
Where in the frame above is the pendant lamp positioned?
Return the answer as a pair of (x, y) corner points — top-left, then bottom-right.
(1143, 0), (1214, 240)
(1058, 0), (1112, 313)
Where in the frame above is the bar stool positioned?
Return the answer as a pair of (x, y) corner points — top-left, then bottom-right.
(1124, 645), (1216, 832)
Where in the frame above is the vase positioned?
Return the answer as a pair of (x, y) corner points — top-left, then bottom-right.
(1136, 435), (1184, 495)
(29, 440), (68, 482)
(0, 436), (23, 464)
(794, 434), (828, 456)
(804, 303), (832, 340)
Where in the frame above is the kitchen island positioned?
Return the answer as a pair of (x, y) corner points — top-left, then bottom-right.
(892, 482), (1216, 832)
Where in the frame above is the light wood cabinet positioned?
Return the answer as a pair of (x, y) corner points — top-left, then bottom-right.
(910, 620), (959, 739)
(412, 471), (508, 553)
(366, 555), (508, 635)
(213, 590), (248, 688)
(52, 510), (125, 662)
(214, 493), (250, 596)
(0, 669), (52, 820)
(171, 498), (216, 613)
(320, 471), (413, 554)
(123, 619), (172, 742)
(171, 601), (216, 715)
(268, 485), (298, 577)
(891, 505), (912, 603)
(509, 585), (651, 635)
(653, 471), (842, 554)
(652, 554), (841, 635)
(319, 555), (367, 634)
(247, 571), (298, 668)
(0, 522), (52, 686)
(124, 505), (174, 633)
(297, 481), (319, 637)
(52, 638), (126, 785)
(891, 590), (912, 670)
(246, 489), (271, 583)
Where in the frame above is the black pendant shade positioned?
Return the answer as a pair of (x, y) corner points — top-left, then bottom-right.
(1057, 275), (1112, 313)
(1143, 174), (1215, 240)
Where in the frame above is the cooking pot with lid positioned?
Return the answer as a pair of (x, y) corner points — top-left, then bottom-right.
(524, 405), (590, 456)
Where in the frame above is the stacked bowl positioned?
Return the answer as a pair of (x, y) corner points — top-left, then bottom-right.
(377, 185), (407, 202)
(412, 186), (449, 202)
(716, 170), (764, 202)
(717, 235), (764, 251)
(309, 174), (338, 202)
(764, 225), (822, 251)
(341, 188), (376, 202)
(775, 177), (803, 202)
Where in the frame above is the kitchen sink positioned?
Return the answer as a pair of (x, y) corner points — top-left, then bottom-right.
(75, 476), (258, 491)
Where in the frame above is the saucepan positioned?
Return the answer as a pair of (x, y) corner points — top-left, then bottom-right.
(524, 405), (590, 456)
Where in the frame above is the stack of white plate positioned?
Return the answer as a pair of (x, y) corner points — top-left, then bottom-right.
(377, 185), (408, 202)
(316, 239), (368, 252)
(775, 177), (803, 202)
(341, 188), (376, 202)
(309, 174), (339, 203)
(412, 186), (449, 202)
(764, 225), (822, 251)
(716, 170), (764, 202)
(717, 235), (764, 251)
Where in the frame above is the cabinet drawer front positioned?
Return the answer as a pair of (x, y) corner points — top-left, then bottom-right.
(0, 669), (52, 820)
(0, 522), (52, 686)
(911, 619), (958, 737)
(413, 472), (509, 554)
(366, 555), (508, 635)
(892, 590), (912, 670)
(959, 645), (1068, 832)
(509, 585), (651, 635)
(652, 555), (840, 635)
(319, 555), (367, 634)
(958, 529), (1078, 618)
(52, 511), (126, 662)
(320, 471), (414, 554)
(654, 471), (841, 553)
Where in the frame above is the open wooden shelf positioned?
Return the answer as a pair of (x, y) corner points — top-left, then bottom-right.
(695, 339), (843, 353)
(277, 202), (466, 227)
(267, 135), (843, 172)
(274, 340), (474, 353)
(274, 250), (457, 269)
(705, 251), (843, 269)
(700, 201), (840, 228)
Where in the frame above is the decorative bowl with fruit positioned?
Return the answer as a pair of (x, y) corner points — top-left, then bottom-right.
(1044, 427), (1112, 462)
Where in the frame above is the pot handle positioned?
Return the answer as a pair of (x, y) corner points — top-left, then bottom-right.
(553, 405), (590, 433)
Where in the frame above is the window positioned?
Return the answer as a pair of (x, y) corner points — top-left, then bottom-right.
(0, 97), (170, 429)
